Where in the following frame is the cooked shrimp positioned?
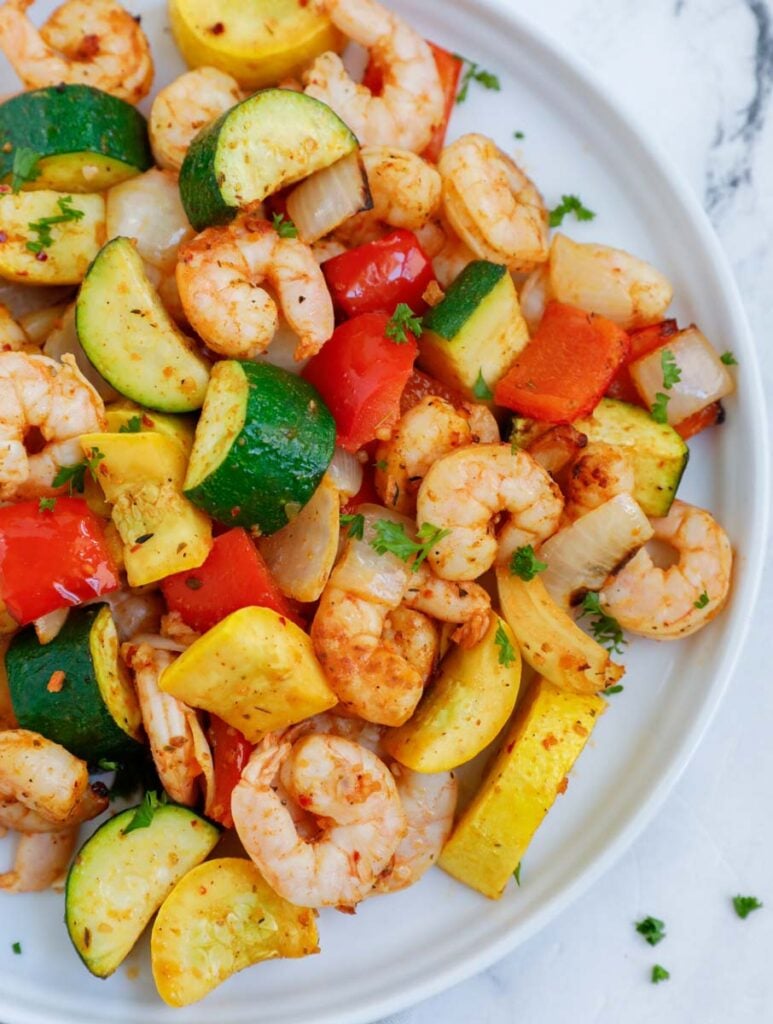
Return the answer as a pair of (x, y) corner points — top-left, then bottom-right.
(600, 500), (732, 639)
(149, 67), (242, 172)
(0, 729), (108, 825)
(375, 395), (499, 515)
(232, 732), (406, 908)
(564, 442), (635, 520)
(0, 0), (153, 103)
(417, 443), (564, 581)
(373, 764), (456, 893)
(382, 606), (439, 684)
(439, 134), (549, 272)
(0, 351), (105, 500)
(335, 147), (441, 246)
(303, 0), (443, 153)
(159, 610), (200, 649)
(0, 827), (78, 893)
(403, 563), (491, 648)
(177, 210), (334, 361)
(525, 424), (588, 477)
(415, 217), (476, 288)
(0, 304), (29, 353)
(124, 644), (211, 806)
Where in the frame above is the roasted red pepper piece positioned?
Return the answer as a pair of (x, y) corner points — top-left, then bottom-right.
(674, 400), (724, 440)
(606, 319), (679, 405)
(0, 497), (119, 625)
(205, 714), (254, 829)
(399, 368), (465, 415)
(494, 301), (630, 423)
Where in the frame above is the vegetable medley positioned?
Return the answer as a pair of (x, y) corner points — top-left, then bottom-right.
(0, 0), (736, 1008)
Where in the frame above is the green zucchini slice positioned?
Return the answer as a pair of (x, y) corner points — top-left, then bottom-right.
(76, 237), (210, 413)
(66, 804), (220, 978)
(179, 88), (358, 230)
(6, 604), (143, 763)
(0, 85), (152, 193)
(184, 360), (336, 534)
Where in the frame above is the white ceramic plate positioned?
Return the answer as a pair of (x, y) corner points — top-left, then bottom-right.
(0, 1), (769, 1021)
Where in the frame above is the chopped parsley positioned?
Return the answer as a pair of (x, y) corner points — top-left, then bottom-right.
(733, 895), (763, 919)
(375, 459), (388, 472)
(38, 496), (57, 512)
(651, 964), (670, 983)
(454, 54), (501, 104)
(371, 519), (451, 572)
(472, 369), (493, 401)
(25, 195), (85, 254)
(119, 414), (143, 434)
(513, 862), (522, 886)
(122, 790), (168, 835)
(660, 349), (682, 389)
(11, 941), (21, 955)
(605, 684), (624, 695)
(578, 591), (627, 655)
(96, 759), (119, 772)
(513, 130), (525, 140)
(271, 212), (298, 238)
(720, 350), (738, 366)
(340, 512), (365, 540)
(385, 303), (423, 344)
(52, 447), (104, 495)
(635, 916), (666, 946)
(509, 544), (547, 581)
(10, 146), (41, 193)
(650, 392), (671, 424)
(548, 194), (596, 228)
(694, 591), (709, 610)
(495, 622), (517, 667)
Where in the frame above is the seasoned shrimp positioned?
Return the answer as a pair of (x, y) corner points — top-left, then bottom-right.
(417, 443), (564, 581)
(232, 732), (406, 908)
(373, 764), (456, 893)
(439, 134), (549, 272)
(0, 827), (78, 892)
(303, 0), (443, 153)
(375, 395), (499, 515)
(0, 0), (153, 103)
(403, 562), (491, 649)
(0, 730), (108, 826)
(525, 424), (587, 477)
(177, 210), (334, 361)
(335, 147), (442, 247)
(124, 644), (212, 806)
(600, 500), (733, 639)
(0, 304), (29, 353)
(382, 606), (439, 685)
(414, 216), (476, 289)
(564, 442), (635, 520)
(0, 351), (105, 500)
(312, 506), (491, 724)
(149, 67), (242, 172)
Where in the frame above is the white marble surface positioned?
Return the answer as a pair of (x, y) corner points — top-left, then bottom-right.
(380, 1), (773, 1022)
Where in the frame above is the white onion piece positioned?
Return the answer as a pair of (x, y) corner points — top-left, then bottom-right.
(259, 476), (340, 602)
(0, 280), (74, 319)
(326, 447), (364, 499)
(33, 607), (69, 645)
(17, 303), (69, 346)
(286, 152), (373, 244)
(549, 233), (673, 329)
(540, 494), (654, 609)
(333, 504), (412, 604)
(519, 265), (549, 334)
(629, 326), (735, 425)
(43, 305), (120, 402)
(250, 317), (309, 375)
(106, 169), (193, 273)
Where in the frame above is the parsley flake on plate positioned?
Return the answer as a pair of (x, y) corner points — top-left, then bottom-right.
(635, 915), (666, 946)
(548, 194), (596, 228)
(454, 54), (501, 104)
(651, 964), (670, 983)
(733, 895), (763, 919)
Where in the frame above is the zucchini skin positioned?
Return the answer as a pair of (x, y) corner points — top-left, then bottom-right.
(0, 85), (152, 187)
(422, 261), (508, 339)
(6, 605), (142, 763)
(185, 361), (336, 535)
(177, 112), (233, 230)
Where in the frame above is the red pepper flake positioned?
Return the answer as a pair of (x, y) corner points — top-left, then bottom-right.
(572, 722), (589, 738)
(46, 670), (65, 693)
(209, 21), (225, 34)
(541, 733), (558, 750)
(0, 231), (7, 242)
(35, 251), (48, 262)
(557, 776), (569, 795)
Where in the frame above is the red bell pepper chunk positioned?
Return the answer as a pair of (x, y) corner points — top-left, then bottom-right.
(322, 229), (436, 319)
(206, 714), (254, 829)
(302, 311), (418, 452)
(0, 497), (119, 625)
(400, 368), (465, 416)
(161, 528), (301, 633)
(674, 400), (724, 440)
(494, 301), (630, 423)
(606, 319), (679, 405)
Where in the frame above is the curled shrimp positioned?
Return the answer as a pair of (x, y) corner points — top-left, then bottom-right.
(0, 0), (153, 103)
(176, 210), (334, 361)
(417, 443), (564, 581)
(0, 351), (105, 500)
(123, 644), (212, 807)
(373, 763), (456, 894)
(311, 506), (491, 725)
(0, 729), (108, 826)
(0, 827), (78, 893)
(600, 500), (733, 639)
(335, 146), (442, 247)
(375, 395), (499, 515)
(232, 732), (406, 908)
(303, 0), (444, 153)
(149, 67), (242, 172)
(564, 442), (635, 520)
(439, 134), (549, 273)
(381, 606), (439, 686)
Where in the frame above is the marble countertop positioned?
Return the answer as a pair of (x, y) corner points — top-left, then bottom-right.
(380, 1), (773, 1022)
